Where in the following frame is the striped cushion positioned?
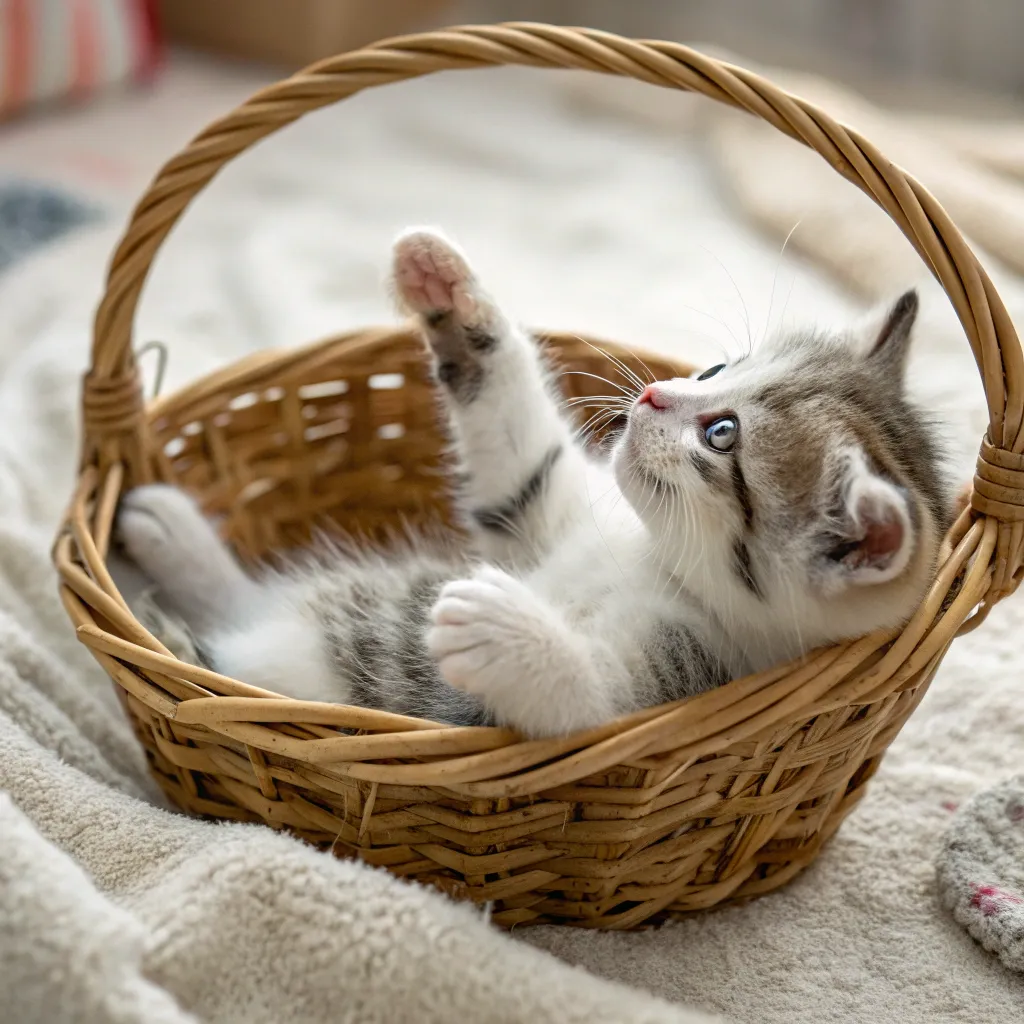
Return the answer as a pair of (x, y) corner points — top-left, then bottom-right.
(1, 0), (161, 116)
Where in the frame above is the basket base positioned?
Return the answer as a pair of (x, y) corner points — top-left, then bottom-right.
(129, 680), (895, 930)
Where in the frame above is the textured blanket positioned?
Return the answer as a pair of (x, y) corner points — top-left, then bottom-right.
(0, 49), (1022, 1024)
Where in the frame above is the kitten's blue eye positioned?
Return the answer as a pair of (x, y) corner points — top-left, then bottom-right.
(705, 416), (738, 452)
(697, 363), (726, 381)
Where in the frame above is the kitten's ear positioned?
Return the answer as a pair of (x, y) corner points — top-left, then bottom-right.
(864, 289), (918, 375)
(831, 451), (914, 585)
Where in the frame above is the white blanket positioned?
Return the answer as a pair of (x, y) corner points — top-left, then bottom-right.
(0, 53), (1022, 1023)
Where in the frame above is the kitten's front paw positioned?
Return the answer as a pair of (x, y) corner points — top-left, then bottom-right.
(393, 229), (482, 320)
(427, 566), (546, 701)
(392, 229), (505, 403)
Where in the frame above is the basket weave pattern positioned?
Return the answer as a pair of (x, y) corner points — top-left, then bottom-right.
(55, 24), (1024, 929)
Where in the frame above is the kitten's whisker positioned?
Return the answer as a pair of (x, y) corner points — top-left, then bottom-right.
(653, 492), (681, 600)
(479, 509), (533, 550)
(763, 219), (801, 349)
(570, 335), (651, 394)
(664, 488), (688, 589)
(563, 393), (632, 405)
(565, 402), (631, 429)
(698, 245), (754, 358)
(588, 476), (624, 509)
(680, 305), (747, 362)
(574, 405), (624, 433)
(645, 498), (671, 589)
(626, 349), (659, 389)
(574, 398), (632, 432)
(775, 274), (796, 346)
(667, 486), (702, 597)
(561, 370), (637, 399)
(668, 490), (703, 604)
(575, 407), (626, 444)
(562, 395), (633, 412)
(583, 486), (629, 582)
(598, 463), (637, 527)
(677, 328), (732, 367)
(628, 466), (663, 528)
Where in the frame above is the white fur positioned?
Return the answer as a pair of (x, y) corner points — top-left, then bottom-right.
(118, 486), (259, 624)
(428, 566), (619, 736)
(208, 606), (339, 703)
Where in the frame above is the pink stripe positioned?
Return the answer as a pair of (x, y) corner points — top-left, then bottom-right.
(124, 0), (161, 80)
(2, 0), (33, 113)
(71, 0), (99, 96)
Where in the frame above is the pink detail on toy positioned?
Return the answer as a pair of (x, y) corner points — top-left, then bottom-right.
(941, 800), (959, 812)
(969, 884), (1024, 917)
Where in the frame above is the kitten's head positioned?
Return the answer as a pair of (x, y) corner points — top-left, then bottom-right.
(613, 289), (955, 656)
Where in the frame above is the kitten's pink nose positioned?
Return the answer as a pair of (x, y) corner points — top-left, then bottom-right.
(638, 385), (669, 410)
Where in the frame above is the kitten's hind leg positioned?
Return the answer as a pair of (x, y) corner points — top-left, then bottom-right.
(116, 485), (257, 634)
(393, 229), (590, 565)
(133, 589), (205, 666)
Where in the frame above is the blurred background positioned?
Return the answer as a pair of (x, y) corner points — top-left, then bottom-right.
(1, 1), (1020, 431)
(3, 0), (1024, 371)
(155, 0), (1024, 110)
(467, 1), (1024, 106)
(4, 1), (1024, 121)
(2, 1), (1023, 193)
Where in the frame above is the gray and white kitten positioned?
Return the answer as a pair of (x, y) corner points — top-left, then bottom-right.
(116, 229), (953, 738)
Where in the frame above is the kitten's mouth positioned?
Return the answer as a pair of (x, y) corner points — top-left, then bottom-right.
(616, 431), (668, 494)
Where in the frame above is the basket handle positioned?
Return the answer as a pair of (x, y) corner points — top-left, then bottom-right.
(85, 22), (1024, 593)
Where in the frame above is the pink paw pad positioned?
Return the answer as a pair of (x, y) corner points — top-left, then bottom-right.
(969, 883), (1023, 917)
(393, 232), (479, 321)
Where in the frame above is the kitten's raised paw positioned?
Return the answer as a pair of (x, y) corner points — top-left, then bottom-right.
(427, 566), (547, 701)
(393, 229), (482, 321)
(392, 229), (505, 403)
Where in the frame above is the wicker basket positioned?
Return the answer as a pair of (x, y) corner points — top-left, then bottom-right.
(55, 23), (1024, 930)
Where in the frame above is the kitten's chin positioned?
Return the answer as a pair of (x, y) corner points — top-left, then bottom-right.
(611, 436), (651, 510)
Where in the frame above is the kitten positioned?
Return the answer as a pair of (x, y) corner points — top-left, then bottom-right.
(115, 229), (953, 738)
